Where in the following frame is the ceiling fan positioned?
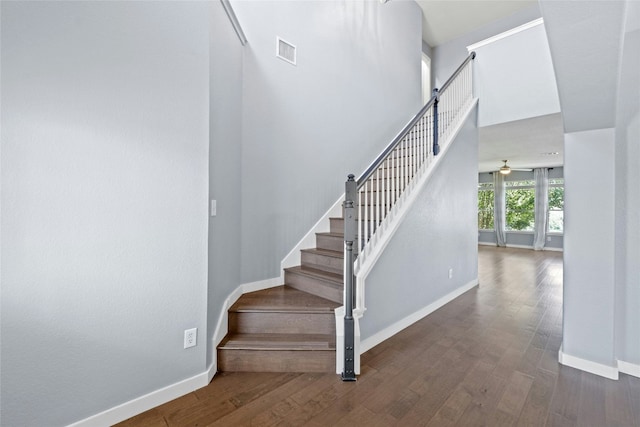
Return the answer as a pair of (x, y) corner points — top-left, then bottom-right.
(498, 160), (532, 175)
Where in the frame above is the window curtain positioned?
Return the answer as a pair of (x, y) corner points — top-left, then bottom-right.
(533, 168), (549, 250)
(493, 172), (507, 247)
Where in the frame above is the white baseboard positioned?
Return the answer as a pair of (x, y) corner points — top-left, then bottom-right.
(360, 279), (478, 354)
(72, 275), (282, 427)
(558, 348), (619, 380)
(212, 276), (281, 350)
(67, 370), (210, 427)
(618, 360), (640, 378)
(207, 361), (217, 383)
(499, 243), (564, 252)
(478, 242), (563, 252)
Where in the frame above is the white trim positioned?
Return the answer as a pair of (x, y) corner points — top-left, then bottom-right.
(479, 242), (563, 251)
(71, 275), (281, 426)
(421, 52), (432, 105)
(360, 279), (478, 354)
(280, 195), (343, 275)
(350, 99), (477, 370)
(618, 360), (640, 378)
(67, 371), (210, 427)
(241, 276), (282, 294)
(335, 307), (364, 375)
(467, 18), (544, 51)
(558, 348), (619, 380)
(207, 362), (217, 383)
(354, 99), (478, 298)
(212, 276), (281, 350)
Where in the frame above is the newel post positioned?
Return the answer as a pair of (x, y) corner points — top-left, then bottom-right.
(342, 174), (357, 381)
(432, 87), (440, 156)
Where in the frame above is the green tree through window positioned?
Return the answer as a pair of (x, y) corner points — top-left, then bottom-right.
(478, 176), (564, 235)
(505, 180), (535, 231)
(548, 179), (564, 232)
(478, 182), (494, 229)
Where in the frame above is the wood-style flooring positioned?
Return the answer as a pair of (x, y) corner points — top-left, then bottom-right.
(117, 246), (640, 426)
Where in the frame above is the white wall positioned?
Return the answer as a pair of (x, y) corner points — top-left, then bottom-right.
(1, 2), (210, 425)
(233, 0), (423, 283)
(361, 107), (479, 340)
(470, 20), (560, 127)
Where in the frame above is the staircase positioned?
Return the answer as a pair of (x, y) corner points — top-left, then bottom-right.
(217, 217), (345, 372)
(218, 52), (476, 375)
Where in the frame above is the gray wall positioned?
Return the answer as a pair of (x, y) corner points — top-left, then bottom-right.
(1, 2), (210, 425)
(544, 0), (639, 372)
(422, 40), (433, 59)
(432, 4), (541, 88)
(1, 1), (426, 423)
(208, 2), (244, 368)
(477, 169), (564, 251)
(563, 129), (616, 368)
(233, 0), (423, 283)
(614, 8), (640, 367)
(361, 107), (479, 340)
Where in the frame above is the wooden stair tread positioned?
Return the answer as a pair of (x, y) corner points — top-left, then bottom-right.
(218, 214), (345, 372)
(284, 265), (343, 284)
(220, 333), (336, 350)
(300, 247), (343, 259)
(230, 286), (339, 313)
(316, 231), (344, 238)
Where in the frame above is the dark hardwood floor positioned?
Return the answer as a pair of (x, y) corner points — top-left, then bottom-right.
(117, 246), (640, 426)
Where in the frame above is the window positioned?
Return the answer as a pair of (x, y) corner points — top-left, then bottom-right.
(548, 178), (564, 233)
(478, 182), (494, 230)
(505, 180), (535, 231)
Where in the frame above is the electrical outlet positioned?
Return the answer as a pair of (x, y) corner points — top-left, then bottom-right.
(184, 328), (197, 349)
(448, 268), (453, 279)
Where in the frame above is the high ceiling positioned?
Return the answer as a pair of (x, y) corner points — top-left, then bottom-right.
(415, 0), (564, 174)
(416, 0), (537, 47)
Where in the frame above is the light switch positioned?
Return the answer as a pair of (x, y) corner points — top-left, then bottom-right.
(211, 200), (217, 217)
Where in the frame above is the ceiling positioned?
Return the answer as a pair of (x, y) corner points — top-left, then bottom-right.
(415, 0), (564, 174)
(478, 113), (564, 173)
(416, 0), (537, 47)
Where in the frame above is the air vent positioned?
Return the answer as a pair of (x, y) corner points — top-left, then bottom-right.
(276, 37), (296, 66)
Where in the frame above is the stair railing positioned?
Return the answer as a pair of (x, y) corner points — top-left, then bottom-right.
(341, 52), (476, 380)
